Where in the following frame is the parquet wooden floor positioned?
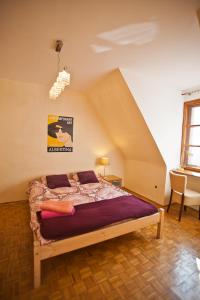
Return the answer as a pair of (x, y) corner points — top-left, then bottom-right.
(0, 201), (200, 300)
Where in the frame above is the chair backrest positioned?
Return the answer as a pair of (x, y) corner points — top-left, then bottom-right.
(169, 171), (187, 194)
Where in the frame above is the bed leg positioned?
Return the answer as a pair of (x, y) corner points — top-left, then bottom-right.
(34, 240), (41, 288)
(156, 208), (164, 239)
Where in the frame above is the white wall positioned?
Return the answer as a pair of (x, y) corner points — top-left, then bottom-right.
(121, 70), (183, 169)
(121, 70), (183, 203)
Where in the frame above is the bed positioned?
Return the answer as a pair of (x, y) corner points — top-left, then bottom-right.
(28, 172), (164, 288)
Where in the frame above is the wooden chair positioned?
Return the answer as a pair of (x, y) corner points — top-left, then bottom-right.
(167, 171), (200, 221)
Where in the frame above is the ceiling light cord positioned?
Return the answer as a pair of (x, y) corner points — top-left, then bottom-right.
(57, 51), (60, 73)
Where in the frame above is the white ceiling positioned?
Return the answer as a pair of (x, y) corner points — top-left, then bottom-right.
(0, 0), (200, 91)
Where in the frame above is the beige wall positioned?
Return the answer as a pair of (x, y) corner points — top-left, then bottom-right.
(0, 79), (124, 203)
(88, 70), (166, 205)
(125, 160), (166, 204)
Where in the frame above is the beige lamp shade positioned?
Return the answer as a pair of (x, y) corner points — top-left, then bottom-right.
(99, 157), (109, 176)
(100, 157), (109, 166)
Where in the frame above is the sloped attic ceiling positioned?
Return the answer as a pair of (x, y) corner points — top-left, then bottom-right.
(0, 0), (200, 90)
(88, 69), (167, 203)
(88, 69), (165, 166)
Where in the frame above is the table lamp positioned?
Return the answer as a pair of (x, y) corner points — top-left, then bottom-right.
(100, 157), (109, 176)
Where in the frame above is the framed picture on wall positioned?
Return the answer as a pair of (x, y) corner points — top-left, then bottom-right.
(47, 115), (73, 152)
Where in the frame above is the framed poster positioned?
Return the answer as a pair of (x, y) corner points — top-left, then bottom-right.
(47, 115), (73, 152)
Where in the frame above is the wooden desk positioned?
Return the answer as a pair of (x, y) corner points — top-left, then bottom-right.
(173, 169), (200, 178)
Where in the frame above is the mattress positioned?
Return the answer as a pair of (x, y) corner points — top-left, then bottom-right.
(37, 195), (158, 240)
(28, 175), (157, 245)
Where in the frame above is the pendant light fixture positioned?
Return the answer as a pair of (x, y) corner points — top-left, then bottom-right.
(49, 40), (70, 99)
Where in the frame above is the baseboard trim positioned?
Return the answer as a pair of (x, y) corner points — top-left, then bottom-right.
(0, 199), (28, 205)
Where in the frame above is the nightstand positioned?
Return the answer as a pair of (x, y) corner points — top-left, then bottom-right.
(103, 175), (122, 187)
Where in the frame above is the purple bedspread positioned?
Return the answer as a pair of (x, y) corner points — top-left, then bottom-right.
(38, 195), (158, 240)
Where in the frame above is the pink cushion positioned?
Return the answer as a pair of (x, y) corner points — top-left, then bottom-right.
(39, 200), (75, 214)
(41, 209), (75, 219)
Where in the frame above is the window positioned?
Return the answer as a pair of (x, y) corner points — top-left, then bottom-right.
(181, 99), (200, 172)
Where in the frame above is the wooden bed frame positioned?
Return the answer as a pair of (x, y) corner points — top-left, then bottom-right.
(33, 208), (164, 288)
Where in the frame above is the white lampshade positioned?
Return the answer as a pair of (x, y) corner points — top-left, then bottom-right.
(49, 69), (70, 99)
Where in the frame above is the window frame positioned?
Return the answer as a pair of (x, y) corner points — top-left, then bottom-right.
(181, 99), (200, 172)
